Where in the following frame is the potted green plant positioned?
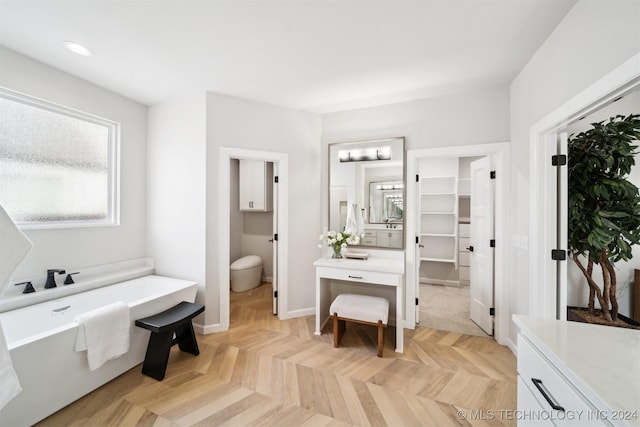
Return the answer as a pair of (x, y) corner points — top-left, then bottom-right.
(568, 114), (640, 324)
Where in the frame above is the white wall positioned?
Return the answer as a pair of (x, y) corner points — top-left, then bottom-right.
(146, 94), (207, 309)
(206, 93), (322, 323)
(322, 86), (509, 213)
(323, 88), (509, 149)
(0, 47), (148, 283)
(510, 0), (640, 340)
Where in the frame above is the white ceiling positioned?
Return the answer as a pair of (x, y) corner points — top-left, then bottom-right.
(0, 0), (576, 113)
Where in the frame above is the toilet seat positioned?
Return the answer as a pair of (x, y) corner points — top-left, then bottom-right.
(230, 255), (262, 271)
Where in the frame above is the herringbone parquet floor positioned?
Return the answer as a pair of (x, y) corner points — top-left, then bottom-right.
(37, 284), (517, 426)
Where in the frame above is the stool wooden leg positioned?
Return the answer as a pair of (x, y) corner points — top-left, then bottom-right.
(333, 313), (340, 347)
(176, 321), (200, 356)
(377, 320), (384, 358)
(142, 331), (173, 381)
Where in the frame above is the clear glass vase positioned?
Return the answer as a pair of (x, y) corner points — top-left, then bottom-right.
(332, 246), (343, 258)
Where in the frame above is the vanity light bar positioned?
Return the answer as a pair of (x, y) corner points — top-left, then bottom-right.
(338, 146), (391, 162)
(378, 184), (404, 190)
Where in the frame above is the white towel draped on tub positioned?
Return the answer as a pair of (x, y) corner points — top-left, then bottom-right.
(75, 301), (131, 371)
(0, 321), (22, 410)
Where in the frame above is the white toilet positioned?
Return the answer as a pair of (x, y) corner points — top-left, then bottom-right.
(230, 255), (263, 292)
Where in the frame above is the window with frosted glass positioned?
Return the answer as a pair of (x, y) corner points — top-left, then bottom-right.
(0, 88), (119, 227)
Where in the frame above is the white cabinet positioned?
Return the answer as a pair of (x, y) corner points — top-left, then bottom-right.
(518, 334), (598, 425)
(514, 315), (638, 427)
(239, 160), (273, 212)
(362, 230), (377, 246)
(377, 230), (402, 248)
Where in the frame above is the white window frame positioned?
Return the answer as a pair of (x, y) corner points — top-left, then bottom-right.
(0, 87), (120, 229)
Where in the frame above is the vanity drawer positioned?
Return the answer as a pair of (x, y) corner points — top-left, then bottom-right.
(316, 266), (400, 287)
(517, 376), (555, 426)
(362, 237), (377, 245)
(517, 334), (597, 418)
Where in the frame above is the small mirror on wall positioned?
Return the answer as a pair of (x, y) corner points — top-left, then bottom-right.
(329, 137), (405, 249)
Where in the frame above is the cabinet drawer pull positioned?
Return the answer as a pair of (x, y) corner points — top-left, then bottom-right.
(348, 275), (363, 279)
(531, 378), (565, 412)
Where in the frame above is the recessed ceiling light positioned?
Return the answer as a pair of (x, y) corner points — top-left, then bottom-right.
(62, 41), (94, 57)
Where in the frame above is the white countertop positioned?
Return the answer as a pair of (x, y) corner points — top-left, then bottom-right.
(313, 256), (405, 274)
(514, 315), (640, 426)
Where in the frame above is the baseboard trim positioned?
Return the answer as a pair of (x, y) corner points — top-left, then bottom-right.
(506, 337), (517, 356)
(193, 322), (223, 335)
(279, 307), (315, 320)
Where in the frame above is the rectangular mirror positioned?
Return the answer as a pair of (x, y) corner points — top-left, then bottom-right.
(329, 137), (405, 249)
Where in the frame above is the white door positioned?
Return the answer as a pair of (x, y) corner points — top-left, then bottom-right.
(271, 162), (279, 315)
(469, 156), (494, 335)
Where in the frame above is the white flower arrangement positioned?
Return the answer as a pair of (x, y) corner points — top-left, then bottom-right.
(318, 230), (360, 257)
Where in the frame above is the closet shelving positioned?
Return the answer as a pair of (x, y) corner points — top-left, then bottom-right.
(418, 176), (459, 268)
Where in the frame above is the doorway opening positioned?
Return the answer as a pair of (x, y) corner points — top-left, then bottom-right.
(229, 158), (277, 325)
(529, 53), (640, 321)
(406, 142), (510, 345)
(218, 147), (289, 333)
(416, 155), (491, 337)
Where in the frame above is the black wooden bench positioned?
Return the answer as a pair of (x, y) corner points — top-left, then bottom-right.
(135, 301), (205, 380)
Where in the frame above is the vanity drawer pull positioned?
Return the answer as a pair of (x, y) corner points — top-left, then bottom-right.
(531, 378), (565, 412)
(348, 275), (363, 279)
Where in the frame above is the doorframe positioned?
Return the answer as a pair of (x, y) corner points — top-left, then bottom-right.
(529, 53), (640, 319)
(219, 147), (289, 331)
(406, 142), (510, 346)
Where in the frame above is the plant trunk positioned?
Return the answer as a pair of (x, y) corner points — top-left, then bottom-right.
(573, 254), (609, 320)
(587, 258), (595, 314)
(599, 250), (613, 323)
(602, 255), (619, 320)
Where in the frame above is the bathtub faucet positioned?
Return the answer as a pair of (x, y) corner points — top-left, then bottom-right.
(45, 269), (66, 289)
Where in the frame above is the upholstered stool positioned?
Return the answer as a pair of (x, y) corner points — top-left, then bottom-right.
(329, 293), (389, 357)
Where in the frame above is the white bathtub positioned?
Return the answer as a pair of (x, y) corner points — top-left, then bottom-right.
(0, 275), (199, 427)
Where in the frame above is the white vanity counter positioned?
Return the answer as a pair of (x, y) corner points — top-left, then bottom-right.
(314, 256), (404, 352)
(514, 315), (640, 426)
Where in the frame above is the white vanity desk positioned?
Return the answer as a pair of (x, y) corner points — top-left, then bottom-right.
(313, 256), (404, 353)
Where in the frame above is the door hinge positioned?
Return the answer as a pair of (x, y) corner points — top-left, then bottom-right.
(274, 176), (279, 183)
(415, 236), (419, 244)
(551, 155), (567, 166)
(415, 298), (419, 305)
(489, 307), (495, 316)
(274, 233), (278, 241)
(490, 170), (496, 179)
(274, 291), (278, 298)
(490, 239), (495, 248)
(551, 249), (567, 261)
(416, 174), (419, 182)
